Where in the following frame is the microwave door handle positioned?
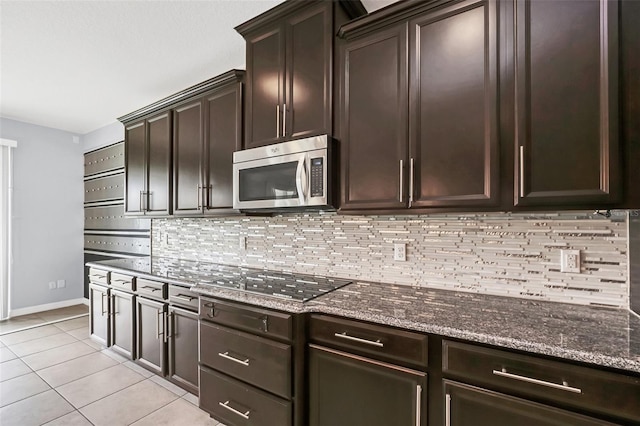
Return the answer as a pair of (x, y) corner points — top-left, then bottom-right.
(295, 156), (307, 204)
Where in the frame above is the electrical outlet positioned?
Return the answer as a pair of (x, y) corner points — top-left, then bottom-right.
(56, 279), (66, 289)
(394, 243), (406, 261)
(239, 236), (247, 250)
(48, 281), (56, 290)
(561, 249), (580, 273)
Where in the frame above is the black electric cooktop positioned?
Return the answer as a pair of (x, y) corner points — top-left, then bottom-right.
(205, 266), (351, 302)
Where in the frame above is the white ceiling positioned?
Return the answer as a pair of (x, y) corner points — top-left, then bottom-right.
(0, 0), (398, 135)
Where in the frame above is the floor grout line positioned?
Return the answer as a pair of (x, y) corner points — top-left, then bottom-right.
(0, 313), (89, 336)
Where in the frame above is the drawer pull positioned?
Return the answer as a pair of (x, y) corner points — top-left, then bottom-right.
(89, 274), (105, 279)
(142, 286), (161, 292)
(334, 332), (384, 347)
(112, 279), (129, 284)
(218, 351), (250, 366)
(219, 400), (250, 420)
(173, 294), (195, 302)
(492, 368), (582, 394)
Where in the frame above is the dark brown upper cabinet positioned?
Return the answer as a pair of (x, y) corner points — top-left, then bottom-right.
(513, 0), (620, 207)
(123, 112), (172, 216)
(340, 23), (409, 211)
(339, 0), (498, 212)
(172, 71), (244, 216)
(236, 0), (366, 149)
(120, 70), (244, 217)
(409, 0), (499, 208)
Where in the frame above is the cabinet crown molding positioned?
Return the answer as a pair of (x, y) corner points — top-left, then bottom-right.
(118, 69), (245, 124)
(338, 0), (451, 39)
(235, 0), (366, 36)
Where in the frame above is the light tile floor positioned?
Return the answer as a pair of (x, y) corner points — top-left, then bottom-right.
(0, 315), (223, 425)
(0, 305), (90, 335)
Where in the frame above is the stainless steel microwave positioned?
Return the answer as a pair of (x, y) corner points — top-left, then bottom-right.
(232, 136), (334, 211)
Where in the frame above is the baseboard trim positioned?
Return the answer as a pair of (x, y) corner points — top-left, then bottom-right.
(9, 298), (88, 317)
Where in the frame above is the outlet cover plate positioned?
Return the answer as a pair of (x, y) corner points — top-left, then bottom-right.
(394, 243), (406, 261)
(561, 249), (580, 273)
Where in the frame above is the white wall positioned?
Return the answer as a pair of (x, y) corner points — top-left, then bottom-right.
(0, 117), (84, 312)
(81, 121), (124, 153)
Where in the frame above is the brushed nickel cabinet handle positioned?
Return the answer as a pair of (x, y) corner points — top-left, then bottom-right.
(409, 157), (415, 208)
(276, 104), (280, 138)
(492, 368), (582, 394)
(139, 191), (144, 212)
(445, 393), (451, 426)
(173, 294), (195, 302)
(218, 401), (250, 420)
(519, 145), (525, 198)
(142, 286), (160, 292)
(100, 293), (106, 316)
(283, 103), (287, 137)
(197, 185), (201, 209)
(166, 312), (173, 340)
(399, 160), (404, 203)
(415, 384), (422, 426)
(156, 309), (165, 340)
(218, 351), (250, 366)
(334, 332), (384, 347)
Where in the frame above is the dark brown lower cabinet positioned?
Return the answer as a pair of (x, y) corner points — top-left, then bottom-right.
(308, 344), (427, 426)
(444, 381), (614, 426)
(89, 283), (110, 347)
(200, 366), (292, 426)
(167, 305), (199, 395)
(136, 297), (167, 375)
(110, 289), (135, 359)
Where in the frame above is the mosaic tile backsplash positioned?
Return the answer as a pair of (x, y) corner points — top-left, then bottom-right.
(152, 211), (629, 307)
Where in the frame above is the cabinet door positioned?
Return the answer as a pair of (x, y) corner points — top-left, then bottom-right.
(409, 0), (499, 208)
(136, 297), (166, 375)
(340, 24), (409, 210)
(245, 25), (285, 148)
(89, 284), (110, 347)
(444, 381), (614, 426)
(167, 306), (198, 395)
(146, 112), (172, 215)
(514, 0), (619, 206)
(124, 121), (146, 215)
(111, 289), (135, 360)
(204, 84), (242, 212)
(173, 101), (203, 215)
(309, 345), (426, 426)
(285, 3), (331, 140)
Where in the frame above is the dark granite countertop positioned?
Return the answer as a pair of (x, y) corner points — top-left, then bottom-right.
(87, 256), (640, 375)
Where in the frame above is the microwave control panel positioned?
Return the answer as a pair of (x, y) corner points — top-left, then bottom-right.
(310, 157), (324, 197)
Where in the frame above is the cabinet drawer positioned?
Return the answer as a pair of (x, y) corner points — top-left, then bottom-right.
(200, 322), (292, 398)
(88, 268), (109, 285)
(110, 272), (135, 292)
(84, 142), (124, 176)
(309, 314), (428, 368)
(200, 366), (291, 426)
(136, 278), (167, 300)
(199, 298), (292, 342)
(443, 340), (640, 423)
(84, 173), (125, 204)
(168, 285), (198, 311)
